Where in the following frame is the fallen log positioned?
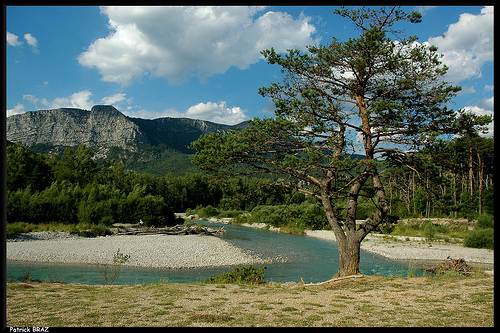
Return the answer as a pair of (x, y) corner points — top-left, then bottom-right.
(113, 225), (225, 237)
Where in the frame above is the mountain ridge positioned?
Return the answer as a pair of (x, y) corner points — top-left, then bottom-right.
(7, 105), (246, 176)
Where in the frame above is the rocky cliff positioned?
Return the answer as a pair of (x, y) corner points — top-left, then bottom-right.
(6, 105), (149, 149)
(6, 105), (245, 175)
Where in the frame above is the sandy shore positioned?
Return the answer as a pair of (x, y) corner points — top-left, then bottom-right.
(7, 233), (266, 269)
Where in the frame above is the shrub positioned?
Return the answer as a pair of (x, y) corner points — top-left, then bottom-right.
(475, 213), (494, 229)
(80, 223), (112, 237)
(463, 228), (494, 250)
(6, 222), (35, 236)
(202, 205), (219, 217)
(95, 248), (131, 285)
(203, 265), (267, 284)
(423, 221), (437, 241)
(373, 214), (399, 234)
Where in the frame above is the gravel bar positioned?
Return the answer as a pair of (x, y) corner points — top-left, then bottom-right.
(7, 232), (266, 269)
(304, 230), (494, 264)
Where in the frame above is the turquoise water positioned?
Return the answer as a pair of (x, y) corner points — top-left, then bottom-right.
(6, 222), (423, 285)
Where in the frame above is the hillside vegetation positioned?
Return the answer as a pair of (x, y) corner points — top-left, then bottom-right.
(6, 136), (494, 249)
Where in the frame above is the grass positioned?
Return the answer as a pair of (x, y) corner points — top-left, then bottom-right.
(6, 221), (112, 237)
(387, 221), (469, 241)
(6, 274), (494, 327)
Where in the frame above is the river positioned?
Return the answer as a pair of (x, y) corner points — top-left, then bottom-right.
(6, 222), (424, 285)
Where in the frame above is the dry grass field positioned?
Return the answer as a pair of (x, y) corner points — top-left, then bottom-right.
(6, 274), (494, 327)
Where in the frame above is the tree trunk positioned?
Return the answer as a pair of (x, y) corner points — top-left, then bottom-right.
(469, 144), (474, 196)
(477, 151), (483, 215)
(337, 235), (361, 276)
(320, 186), (362, 277)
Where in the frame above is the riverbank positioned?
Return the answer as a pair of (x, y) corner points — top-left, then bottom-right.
(240, 223), (494, 274)
(7, 232), (266, 269)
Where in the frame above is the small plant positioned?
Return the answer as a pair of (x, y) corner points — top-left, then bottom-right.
(203, 265), (267, 284)
(423, 221), (437, 242)
(20, 264), (34, 281)
(95, 248), (131, 285)
(80, 223), (112, 237)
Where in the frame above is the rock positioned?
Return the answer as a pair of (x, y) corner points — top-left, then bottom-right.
(7, 105), (247, 175)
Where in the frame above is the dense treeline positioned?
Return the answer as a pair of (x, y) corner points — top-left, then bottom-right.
(6, 143), (292, 229)
(384, 135), (494, 219)
(6, 134), (494, 232)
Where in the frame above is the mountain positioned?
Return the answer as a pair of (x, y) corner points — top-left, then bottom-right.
(6, 105), (246, 176)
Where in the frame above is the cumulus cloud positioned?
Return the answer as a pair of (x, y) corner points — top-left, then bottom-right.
(185, 101), (248, 125)
(7, 32), (23, 46)
(78, 6), (319, 85)
(101, 92), (127, 105)
(123, 101), (248, 125)
(23, 33), (39, 53)
(7, 103), (25, 117)
(47, 90), (94, 110)
(20, 90), (95, 111)
(427, 6), (493, 83)
(478, 96), (494, 110)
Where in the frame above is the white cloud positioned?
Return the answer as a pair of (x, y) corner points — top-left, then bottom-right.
(478, 96), (494, 111)
(185, 101), (248, 125)
(78, 6), (319, 86)
(22, 90), (95, 110)
(101, 93), (127, 105)
(7, 103), (25, 117)
(483, 84), (493, 92)
(427, 6), (493, 83)
(23, 94), (39, 105)
(49, 90), (94, 110)
(414, 6), (437, 15)
(123, 101), (248, 125)
(7, 32), (22, 46)
(23, 33), (39, 53)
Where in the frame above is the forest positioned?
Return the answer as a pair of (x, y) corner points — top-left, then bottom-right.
(6, 134), (494, 240)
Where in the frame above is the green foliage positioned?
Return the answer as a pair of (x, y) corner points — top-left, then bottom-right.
(476, 213), (494, 229)
(53, 145), (99, 186)
(464, 228), (494, 250)
(95, 248), (131, 285)
(6, 145), (178, 229)
(79, 223), (112, 237)
(6, 222), (36, 236)
(6, 142), (55, 192)
(463, 213), (494, 250)
(238, 200), (327, 231)
(423, 221), (437, 241)
(373, 214), (399, 234)
(203, 265), (267, 284)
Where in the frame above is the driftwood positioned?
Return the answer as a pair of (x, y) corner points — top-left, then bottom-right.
(424, 257), (475, 276)
(113, 224), (225, 237)
(304, 274), (365, 287)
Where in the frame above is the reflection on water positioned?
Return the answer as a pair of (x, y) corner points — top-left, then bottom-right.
(7, 222), (424, 285)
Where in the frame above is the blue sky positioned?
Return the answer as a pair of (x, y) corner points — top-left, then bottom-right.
(6, 6), (493, 136)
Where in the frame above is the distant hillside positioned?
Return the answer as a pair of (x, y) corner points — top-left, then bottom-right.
(6, 105), (246, 176)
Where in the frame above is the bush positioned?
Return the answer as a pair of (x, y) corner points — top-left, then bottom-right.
(203, 265), (267, 284)
(80, 223), (112, 237)
(463, 228), (494, 250)
(6, 222), (35, 236)
(423, 221), (437, 241)
(373, 214), (399, 234)
(476, 213), (494, 229)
